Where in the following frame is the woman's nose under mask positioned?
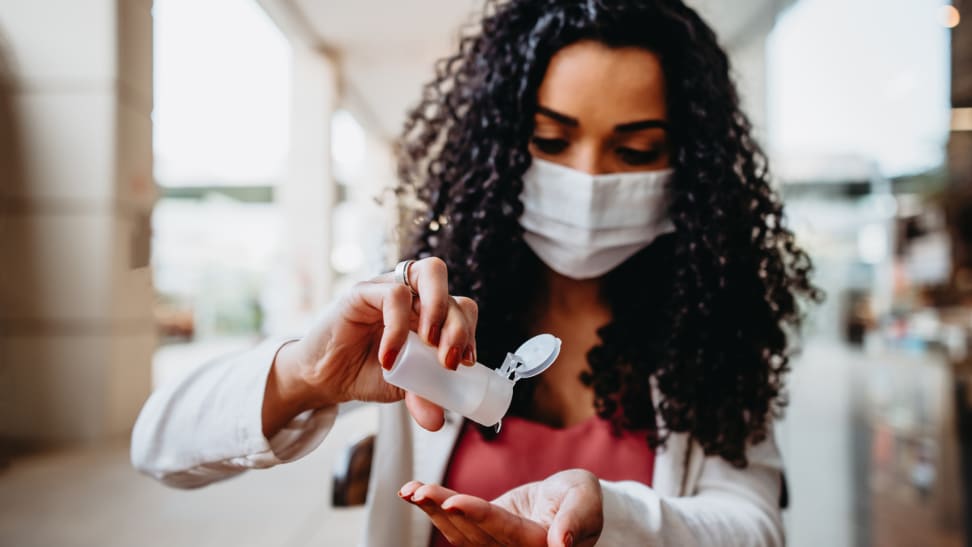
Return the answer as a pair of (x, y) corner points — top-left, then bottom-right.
(519, 158), (675, 279)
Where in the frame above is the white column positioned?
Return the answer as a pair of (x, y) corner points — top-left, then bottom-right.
(724, 6), (776, 149)
(0, 0), (156, 442)
(271, 44), (338, 333)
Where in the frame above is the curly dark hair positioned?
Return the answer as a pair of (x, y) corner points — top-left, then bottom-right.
(395, 0), (822, 467)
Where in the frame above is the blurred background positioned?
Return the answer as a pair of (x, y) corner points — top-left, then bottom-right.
(0, 0), (969, 545)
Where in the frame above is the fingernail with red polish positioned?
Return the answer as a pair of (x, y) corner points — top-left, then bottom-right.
(564, 532), (574, 547)
(383, 348), (399, 371)
(428, 324), (441, 346)
(445, 346), (461, 370)
(462, 346), (474, 365)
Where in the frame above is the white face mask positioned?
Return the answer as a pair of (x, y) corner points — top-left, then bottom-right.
(519, 158), (675, 279)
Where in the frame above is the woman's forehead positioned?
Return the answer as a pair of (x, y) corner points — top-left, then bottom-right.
(535, 40), (667, 127)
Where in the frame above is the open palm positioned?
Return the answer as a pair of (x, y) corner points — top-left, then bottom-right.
(401, 469), (604, 547)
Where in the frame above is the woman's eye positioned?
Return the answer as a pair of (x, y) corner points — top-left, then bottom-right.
(616, 147), (661, 166)
(530, 136), (569, 155)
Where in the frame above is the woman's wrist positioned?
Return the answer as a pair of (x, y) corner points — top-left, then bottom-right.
(261, 339), (338, 438)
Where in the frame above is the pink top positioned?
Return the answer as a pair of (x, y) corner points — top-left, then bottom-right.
(430, 415), (655, 547)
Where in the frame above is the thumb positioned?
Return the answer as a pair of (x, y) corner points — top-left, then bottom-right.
(404, 392), (445, 431)
(547, 486), (601, 547)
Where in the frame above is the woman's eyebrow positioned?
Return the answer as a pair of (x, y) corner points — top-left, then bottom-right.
(536, 106), (579, 127)
(614, 119), (668, 133)
(536, 106), (668, 133)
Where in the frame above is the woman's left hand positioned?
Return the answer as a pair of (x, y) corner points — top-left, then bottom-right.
(399, 469), (603, 547)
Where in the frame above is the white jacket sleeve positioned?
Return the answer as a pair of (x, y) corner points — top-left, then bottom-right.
(130, 336), (338, 489)
(597, 434), (784, 547)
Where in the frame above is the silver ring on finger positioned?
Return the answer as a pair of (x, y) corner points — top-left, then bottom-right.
(394, 259), (418, 296)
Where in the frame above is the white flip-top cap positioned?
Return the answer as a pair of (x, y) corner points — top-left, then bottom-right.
(471, 334), (561, 427)
(498, 333), (562, 382)
(511, 334), (562, 379)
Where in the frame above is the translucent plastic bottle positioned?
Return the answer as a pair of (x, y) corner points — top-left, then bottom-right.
(382, 331), (561, 427)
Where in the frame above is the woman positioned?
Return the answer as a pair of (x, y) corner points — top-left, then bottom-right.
(132, 1), (821, 545)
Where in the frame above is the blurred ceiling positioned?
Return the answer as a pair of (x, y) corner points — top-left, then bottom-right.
(257, 0), (789, 139)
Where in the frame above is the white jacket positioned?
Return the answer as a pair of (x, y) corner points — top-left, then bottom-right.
(131, 336), (785, 546)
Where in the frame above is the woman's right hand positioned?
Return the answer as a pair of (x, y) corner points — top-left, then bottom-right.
(262, 257), (479, 436)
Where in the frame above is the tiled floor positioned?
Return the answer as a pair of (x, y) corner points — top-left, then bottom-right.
(0, 406), (378, 547)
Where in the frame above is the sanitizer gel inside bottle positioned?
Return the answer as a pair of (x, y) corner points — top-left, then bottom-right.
(382, 331), (562, 427)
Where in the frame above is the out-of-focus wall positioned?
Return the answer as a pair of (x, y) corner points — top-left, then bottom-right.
(0, 0), (156, 444)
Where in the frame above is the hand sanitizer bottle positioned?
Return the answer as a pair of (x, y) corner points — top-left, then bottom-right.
(382, 331), (561, 427)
